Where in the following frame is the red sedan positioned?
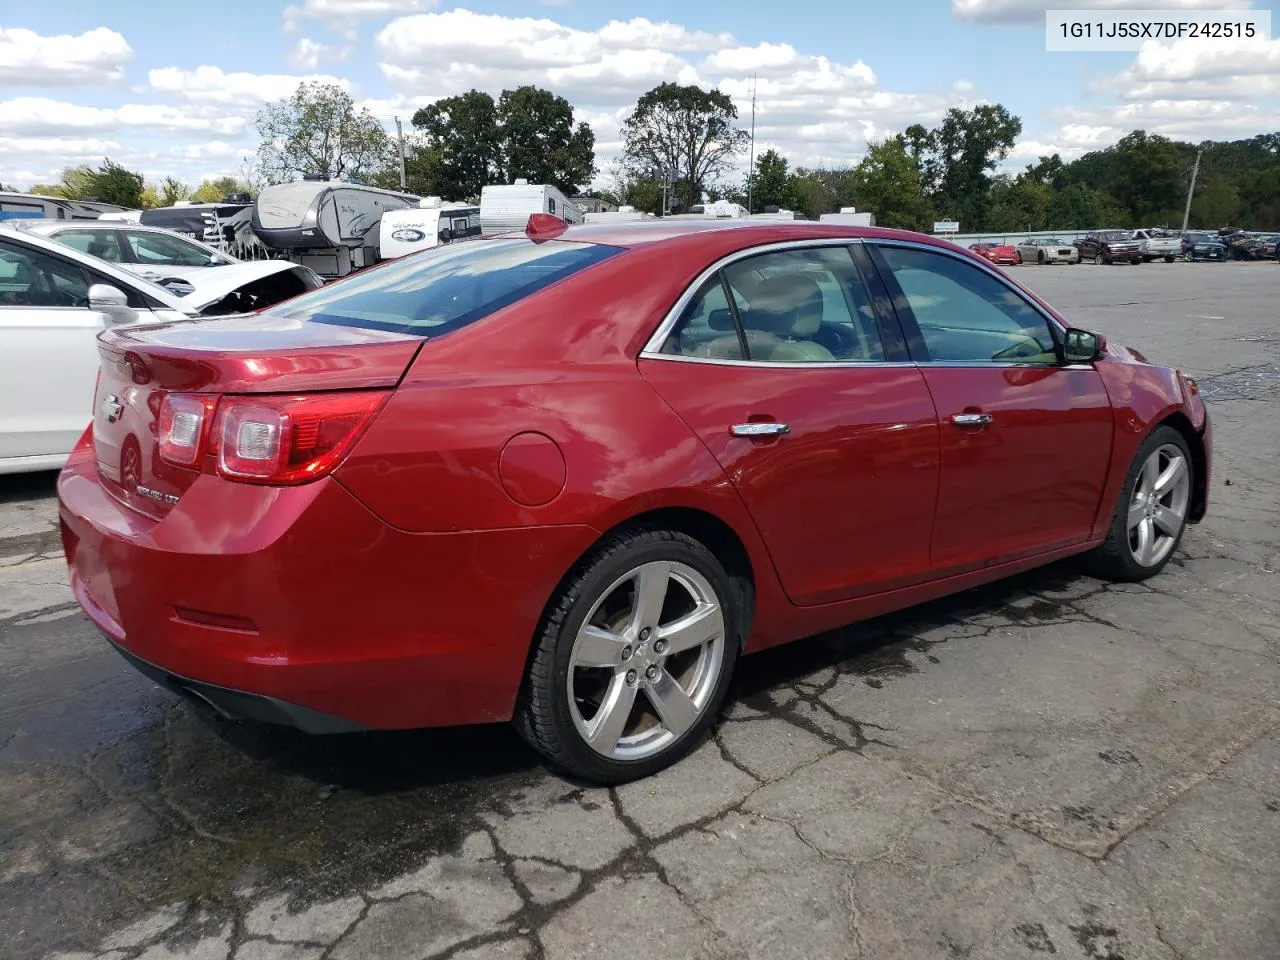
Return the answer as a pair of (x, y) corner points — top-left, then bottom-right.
(970, 241), (1022, 265)
(59, 218), (1211, 783)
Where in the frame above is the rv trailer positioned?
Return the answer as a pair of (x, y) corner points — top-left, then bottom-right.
(818, 207), (876, 227)
(0, 191), (131, 222)
(479, 180), (584, 235)
(379, 197), (481, 260)
(101, 200), (271, 260)
(252, 176), (421, 278)
(584, 205), (656, 223)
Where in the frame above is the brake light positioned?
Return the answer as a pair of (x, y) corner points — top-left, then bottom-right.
(216, 391), (387, 484)
(158, 394), (218, 467)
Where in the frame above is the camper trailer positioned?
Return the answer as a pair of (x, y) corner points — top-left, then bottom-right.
(479, 180), (584, 235)
(101, 200), (270, 260)
(252, 176), (421, 278)
(378, 197), (481, 260)
(584, 205), (656, 224)
(819, 207), (876, 227)
(0, 191), (130, 222)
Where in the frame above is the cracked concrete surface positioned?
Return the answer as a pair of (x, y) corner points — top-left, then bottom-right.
(2, 263), (1278, 959)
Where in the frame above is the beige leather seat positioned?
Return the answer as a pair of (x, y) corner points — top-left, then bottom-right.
(740, 273), (836, 362)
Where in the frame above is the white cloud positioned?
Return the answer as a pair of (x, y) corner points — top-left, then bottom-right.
(148, 65), (349, 105)
(952, 0), (1252, 24)
(1107, 36), (1280, 100)
(0, 27), (133, 87)
(596, 18), (734, 52)
(0, 97), (249, 137)
(283, 0), (439, 37)
(287, 38), (352, 69)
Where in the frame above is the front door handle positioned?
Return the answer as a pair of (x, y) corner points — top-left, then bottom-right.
(951, 413), (993, 427)
(731, 422), (790, 438)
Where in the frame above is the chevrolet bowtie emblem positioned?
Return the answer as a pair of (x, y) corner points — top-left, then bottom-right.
(101, 394), (123, 423)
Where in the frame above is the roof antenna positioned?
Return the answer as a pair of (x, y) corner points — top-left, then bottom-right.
(746, 73), (757, 214)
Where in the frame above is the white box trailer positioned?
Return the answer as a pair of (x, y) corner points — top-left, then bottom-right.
(379, 197), (481, 260)
(819, 207), (875, 227)
(480, 180), (584, 235)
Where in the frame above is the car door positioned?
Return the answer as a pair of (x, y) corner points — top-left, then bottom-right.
(0, 237), (103, 463)
(867, 241), (1114, 574)
(639, 242), (941, 606)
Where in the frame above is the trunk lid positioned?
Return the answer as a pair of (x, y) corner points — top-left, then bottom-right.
(91, 312), (422, 517)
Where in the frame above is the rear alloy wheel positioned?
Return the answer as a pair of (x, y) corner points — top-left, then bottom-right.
(518, 529), (739, 783)
(1083, 425), (1193, 581)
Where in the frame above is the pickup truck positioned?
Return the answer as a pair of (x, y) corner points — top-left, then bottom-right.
(1132, 229), (1182, 262)
(1075, 230), (1143, 265)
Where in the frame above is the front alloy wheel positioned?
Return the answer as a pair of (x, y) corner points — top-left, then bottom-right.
(1094, 253), (1106, 265)
(1126, 444), (1191, 569)
(1083, 425), (1194, 582)
(518, 529), (739, 783)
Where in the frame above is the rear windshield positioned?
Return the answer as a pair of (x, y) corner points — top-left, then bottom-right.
(274, 237), (622, 335)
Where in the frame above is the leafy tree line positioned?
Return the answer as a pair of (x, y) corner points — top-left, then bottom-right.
(12, 79), (1277, 231)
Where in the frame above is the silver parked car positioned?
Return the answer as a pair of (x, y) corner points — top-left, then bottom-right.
(1014, 237), (1080, 264)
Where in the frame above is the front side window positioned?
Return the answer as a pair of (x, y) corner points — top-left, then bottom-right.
(0, 240), (89, 307)
(275, 237), (622, 335)
(877, 245), (1058, 364)
(660, 246), (886, 364)
(126, 231), (221, 267)
(54, 229), (123, 262)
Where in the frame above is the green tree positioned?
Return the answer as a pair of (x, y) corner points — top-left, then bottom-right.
(190, 177), (252, 203)
(1106, 131), (1185, 223)
(911, 105), (1022, 229)
(845, 137), (932, 230)
(789, 167), (855, 220)
(159, 176), (190, 206)
(497, 86), (596, 194)
(1047, 183), (1126, 229)
(254, 81), (390, 184)
(79, 159), (144, 207)
(747, 148), (802, 212)
(412, 90), (502, 201)
(621, 82), (749, 211)
(988, 174), (1053, 231)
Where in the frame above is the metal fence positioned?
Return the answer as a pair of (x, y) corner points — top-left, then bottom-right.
(935, 229), (1094, 247)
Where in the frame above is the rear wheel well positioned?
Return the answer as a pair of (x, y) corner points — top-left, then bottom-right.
(1155, 411), (1207, 522)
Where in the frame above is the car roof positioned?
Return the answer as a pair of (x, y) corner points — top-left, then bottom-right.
(17, 219), (164, 235)
(550, 218), (964, 252)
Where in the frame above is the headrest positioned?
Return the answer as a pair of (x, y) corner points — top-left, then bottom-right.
(744, 273), (823, 337)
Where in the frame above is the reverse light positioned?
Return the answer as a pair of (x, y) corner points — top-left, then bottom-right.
(158, 394), (218, 467)
(216, 391), (388, 484)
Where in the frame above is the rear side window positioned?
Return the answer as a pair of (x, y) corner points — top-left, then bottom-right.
(54, 229), (123, 262)
(279, 238), (621, 335)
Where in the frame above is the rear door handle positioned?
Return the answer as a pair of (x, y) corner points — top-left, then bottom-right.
(951, 413), (993, 427)
(731, 422), (790, 438)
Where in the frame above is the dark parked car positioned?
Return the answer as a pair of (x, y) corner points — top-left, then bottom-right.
(1075, 230), (1143, 265)
(1180, 232), (1227, 261)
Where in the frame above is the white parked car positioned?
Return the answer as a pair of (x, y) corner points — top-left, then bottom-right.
(0, 224), (319, 475)
(1014, 237), (1080, 264)
(10, 219), (321, 309)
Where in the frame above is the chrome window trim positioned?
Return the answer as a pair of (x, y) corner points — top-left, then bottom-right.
(639, 353), (1096, 372)
(639, 237), (873, 358)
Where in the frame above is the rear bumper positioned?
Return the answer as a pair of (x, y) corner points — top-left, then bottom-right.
(58, 442), (598, 730)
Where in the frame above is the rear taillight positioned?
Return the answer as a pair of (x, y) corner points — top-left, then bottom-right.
(157, 390), (386, 484)
(216, 391), (387, 484)
(158, 394), (218, 467)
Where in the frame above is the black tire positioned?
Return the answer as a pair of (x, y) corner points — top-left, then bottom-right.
(1164, 255), (1175, 263)
(1038, 251), (1046, 265)
(1081, 425), (1193, 582)
(516, 528), (741, 783)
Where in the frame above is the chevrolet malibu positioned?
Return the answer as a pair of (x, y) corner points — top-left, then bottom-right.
(58, 218), (1211, 783)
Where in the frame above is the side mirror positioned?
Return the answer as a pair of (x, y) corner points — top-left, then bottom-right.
(1062, 327), (1106, 363)
(88, 283), (129, 308)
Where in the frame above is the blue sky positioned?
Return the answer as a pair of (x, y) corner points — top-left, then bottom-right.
(1, 0), (1277, 191)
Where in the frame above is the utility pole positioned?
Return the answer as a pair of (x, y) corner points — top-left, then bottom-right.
(1181, 147), (1202, 232)
(394, 116), (407, 190)
(746, 73), (757, 213)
